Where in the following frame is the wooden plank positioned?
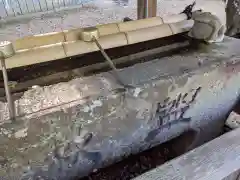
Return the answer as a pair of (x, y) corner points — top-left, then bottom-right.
(133, 128), (240, 180)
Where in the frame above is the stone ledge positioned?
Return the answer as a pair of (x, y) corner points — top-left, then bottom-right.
(133, 128), (240, 180)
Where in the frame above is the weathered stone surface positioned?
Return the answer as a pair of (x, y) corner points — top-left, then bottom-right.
(226, 0), (240, 36)
(1, 37), (240, 179)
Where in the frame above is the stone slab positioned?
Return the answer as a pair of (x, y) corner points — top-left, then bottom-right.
(133, 128), (240, 180)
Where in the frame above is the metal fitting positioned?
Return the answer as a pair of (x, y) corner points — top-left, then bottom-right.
(81, 27), (100, 42)
(0, 41), (15, 58)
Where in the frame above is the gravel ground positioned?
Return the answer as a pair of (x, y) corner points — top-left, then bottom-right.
(0, 0), (192, 41)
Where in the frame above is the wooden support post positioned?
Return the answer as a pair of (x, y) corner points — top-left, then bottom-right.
(137, 0), (147, 19)
(0, 56), (15, 121)
(0, 41), (16, 121)
(137, 0), (157, 19)
(147, 0), (157, 18)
